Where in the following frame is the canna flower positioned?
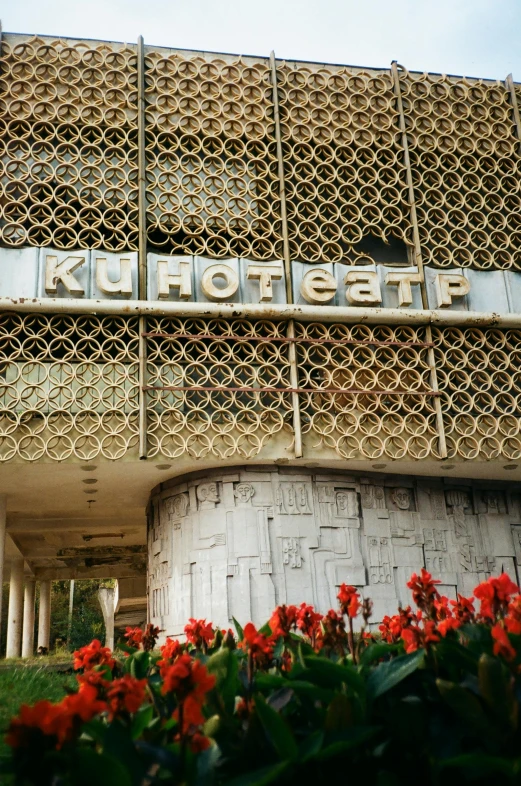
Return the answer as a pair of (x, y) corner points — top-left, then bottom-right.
(184, 619), (215, 650)
(157, 637), (183, 677)
(77, 669), (110, 695)
(162, 654), (216, 704)
(7, 685), (107, 751)
(505, 595), (521, 635)
(162, 654), (215, 751)
(379, 606), (421, 644)
(401, 619), (439, 653)
(240, 623), (274, 670)
(142, 623), (161, 652)
(407, 569), (441, 617)
(491, 623), (516, 661)
(337, 584), (361, 619)
(6, 701), (68, 750)
(106, 676), (148, 720)
(73, 639), (115, 672)
(316, 609), (347, 652)
(124, 627), (143, 649)
(450, 594), (476, 625)
(295, 603), (322, 644)
(269, 605), (298, 638)
(474, 574), (519, 622)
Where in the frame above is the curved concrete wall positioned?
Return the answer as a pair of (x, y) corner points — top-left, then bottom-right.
(148, 467), (521, 638)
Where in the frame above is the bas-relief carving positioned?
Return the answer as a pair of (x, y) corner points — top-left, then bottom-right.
(148, 471), (521, 641)
(276, 483), (313, 515)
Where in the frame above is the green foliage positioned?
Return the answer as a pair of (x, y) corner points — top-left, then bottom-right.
(5, 576), (521, 786)
(0, 665), (76, 759)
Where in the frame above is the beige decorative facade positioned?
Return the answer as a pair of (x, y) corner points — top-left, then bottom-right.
(1, 31), (521, 652)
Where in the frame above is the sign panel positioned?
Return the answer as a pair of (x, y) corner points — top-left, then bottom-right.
(1, 247), (521, 313)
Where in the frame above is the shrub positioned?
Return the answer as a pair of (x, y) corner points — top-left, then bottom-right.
(3, 570), (521, 786)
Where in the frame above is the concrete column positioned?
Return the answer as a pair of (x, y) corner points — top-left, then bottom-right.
(21, 579), (36, 658)
(6, 557), (24, 658)
(0, 496), (6, 652)
(37, 580), (52, 652)
(98, 587), (115, 650)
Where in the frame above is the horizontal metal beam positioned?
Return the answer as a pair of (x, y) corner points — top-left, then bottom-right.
(0, 297), (519, 328)
(34, 564), (145, 581)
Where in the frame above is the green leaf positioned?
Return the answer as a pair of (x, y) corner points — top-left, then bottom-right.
(366, 649), (424, 700)
(300, 656), (365, 696)
(360, 642), (401, 666)
(434, 638), (479, 675)
(130, 650), (150, 679)
(478, 653), (516, 726)
(436, 679), (496, 739)
(206, 647), (240, 715)
(254, 694), (298, 762)
(325, 694), (353, 731)
(226, 762), (291, 786)
(299, 730), (324, 761)
(104, 718), (148, 785)
(314, 726), (380, 760)
(436, 753), (517, 779)
(131, 704), (154, 740)
(255, 673), (334, 704)
(233, 617), (244, 642)
(81, 718), (107, 744)
(72, 749), (132, 786)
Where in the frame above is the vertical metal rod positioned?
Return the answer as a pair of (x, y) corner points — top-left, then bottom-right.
(505, 74), (521, 152)
(137, 36), (148, 459)
(137, 35), (147, 299)
(270, 51), (303, 458)
(391, 61), (447, 459)
(139, 315), (148, 459)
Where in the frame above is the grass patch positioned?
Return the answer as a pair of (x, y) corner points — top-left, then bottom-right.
(0, 662), (77, 760)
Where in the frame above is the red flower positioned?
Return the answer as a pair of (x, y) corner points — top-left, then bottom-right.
(158, 637), (183, 677)
(491, 623), (516, 661)
(60, 685), (107, 725)
(269, 605), (298, 638)
(295, 604), (322, 643)
(184, 619), (215, 650)
(77, 669), (109, 694)
(143, 623), (161, 652)
(187, 732), (211, 753)
(162, 654), (216, 703)
(124, 627), (143, 649)
(505, 595), (521, 635)
(162, 654), (215, 752)
(316, 609), (347, 652)
(239, 623), (274, 670)
(7, 684), (107, 751)
(379, 606), (421, 644)
(437, 617), (461, 637)
(474, 573), (519, 622)
(337, 584), (361, 619)
(6, 701), (67, 750)
(401, 619), (439, 653)
(450, 594), (476, 625)
(73, 640), (115, 672)
(407, 569), (441, 616)
(106, 676), (147, 720)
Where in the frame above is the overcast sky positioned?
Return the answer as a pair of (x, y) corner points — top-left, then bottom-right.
(4, 0), (521, 80)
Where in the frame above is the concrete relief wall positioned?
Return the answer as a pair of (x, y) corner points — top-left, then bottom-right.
(147, 468), (521, 639)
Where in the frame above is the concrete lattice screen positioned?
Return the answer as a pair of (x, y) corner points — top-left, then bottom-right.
(0, 33), (520, 271)
(0, 312), (520, 463)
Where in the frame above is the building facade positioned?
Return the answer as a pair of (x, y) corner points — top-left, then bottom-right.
(1, 31), (521, 649)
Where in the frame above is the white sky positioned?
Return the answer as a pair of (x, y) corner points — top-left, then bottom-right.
(4, 0), (521, 80)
